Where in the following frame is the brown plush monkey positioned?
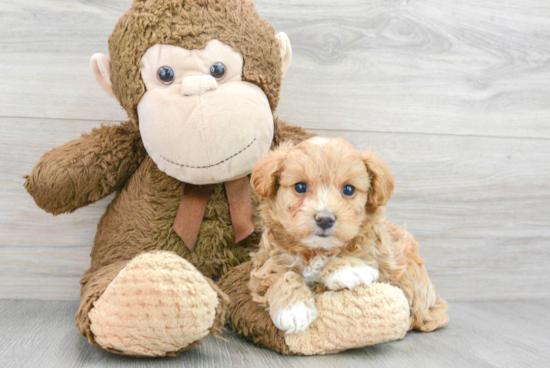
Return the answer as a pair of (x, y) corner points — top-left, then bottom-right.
(24, 0), (410, 357)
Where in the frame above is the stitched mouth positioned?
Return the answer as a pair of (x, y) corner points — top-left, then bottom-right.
(160, 138), (256, 169)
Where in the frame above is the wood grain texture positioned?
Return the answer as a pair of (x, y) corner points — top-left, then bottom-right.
(0, 0), (550, 138)
(0, 118), (112, 299)
(271, 0), (550, 139)
(1, 117), (549, 301)
(0, 299), (549, 367)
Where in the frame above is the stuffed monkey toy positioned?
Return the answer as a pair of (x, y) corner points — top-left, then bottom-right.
(24, 0), (410, 357)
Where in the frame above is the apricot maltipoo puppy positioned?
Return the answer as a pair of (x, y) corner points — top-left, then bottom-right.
(249, 137), (449, 334)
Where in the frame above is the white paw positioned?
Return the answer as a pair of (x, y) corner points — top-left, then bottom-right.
(270, 300), (318, 334)
(323, 265), (379, 291)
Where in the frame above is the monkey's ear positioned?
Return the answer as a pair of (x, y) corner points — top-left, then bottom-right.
(275, 32), (292, 77)
(90, 53), (115, 98)
(251, 143), (292, 200)
(361, 151), (395, 209)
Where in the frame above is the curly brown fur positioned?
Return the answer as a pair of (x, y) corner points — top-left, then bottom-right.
(249, 137), (449, 333)
(218, 261), (290, 354)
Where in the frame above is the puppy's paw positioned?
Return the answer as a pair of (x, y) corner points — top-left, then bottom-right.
(270, 300), (318, 334)
(323, 265), (379, 291)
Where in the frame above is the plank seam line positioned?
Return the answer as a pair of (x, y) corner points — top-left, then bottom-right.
(312, 127), (550, 141)
(2, 115), (549, 141)
(0, 115), (123, 123)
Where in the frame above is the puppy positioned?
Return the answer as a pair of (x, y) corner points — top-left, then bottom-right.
(249, 137), (449, 334)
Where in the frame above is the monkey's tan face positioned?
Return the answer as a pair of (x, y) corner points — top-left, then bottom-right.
(137, 40), (274, 185)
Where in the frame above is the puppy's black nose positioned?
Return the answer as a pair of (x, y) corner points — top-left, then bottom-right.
(315, 211), (336, 230)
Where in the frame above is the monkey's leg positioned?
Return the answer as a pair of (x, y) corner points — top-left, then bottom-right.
(218, 261), (410, 355)
(76, 250), (228, 357)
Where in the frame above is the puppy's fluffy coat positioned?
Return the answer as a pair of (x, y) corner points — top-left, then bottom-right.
(249, 137), (449, 334)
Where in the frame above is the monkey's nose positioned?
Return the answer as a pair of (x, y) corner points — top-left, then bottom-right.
(180, 75), (218, 96)
(314, 211), (336, 230)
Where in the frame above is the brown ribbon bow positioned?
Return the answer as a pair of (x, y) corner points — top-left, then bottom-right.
(172, 176), (255, 252)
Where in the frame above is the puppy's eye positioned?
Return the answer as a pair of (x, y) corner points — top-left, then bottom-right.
(294, 182), (308, 194)
(157, 66), (175, 84)
(342, 185), (356, 197)
(210, 62), (226, 80)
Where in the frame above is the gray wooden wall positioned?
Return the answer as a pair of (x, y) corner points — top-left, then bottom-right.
(1, 0), (549, 301)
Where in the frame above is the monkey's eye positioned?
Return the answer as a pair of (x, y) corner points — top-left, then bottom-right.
(209, 62), (226, 80)
(342, 185), (356, 197)
(294, 182), (308, 194)
(157, 66), (175, 85)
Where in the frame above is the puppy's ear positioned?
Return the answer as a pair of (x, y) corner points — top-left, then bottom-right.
(251, 143), (292, 200)
(361, 151), (395, 208)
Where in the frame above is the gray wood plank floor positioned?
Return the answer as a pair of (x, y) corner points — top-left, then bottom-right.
(0, 299), (549, 368)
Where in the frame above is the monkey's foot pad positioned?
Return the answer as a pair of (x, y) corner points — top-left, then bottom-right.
(88, 251), (219, 357)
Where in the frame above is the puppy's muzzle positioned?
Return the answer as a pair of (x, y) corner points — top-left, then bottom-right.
(315, 211), (336, 230)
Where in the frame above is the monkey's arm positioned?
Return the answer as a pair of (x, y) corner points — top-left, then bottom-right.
(24, 121), (145, 215)
(272, 118), (316, 147)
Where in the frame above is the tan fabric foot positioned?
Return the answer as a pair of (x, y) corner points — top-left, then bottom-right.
(284, 283), (410, 355)
(219, 262), (411, 356)
(88, 251), (219, 357)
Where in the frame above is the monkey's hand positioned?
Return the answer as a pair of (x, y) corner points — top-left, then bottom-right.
(320, 257), (379, 291)
(24, 121), (144, 215)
